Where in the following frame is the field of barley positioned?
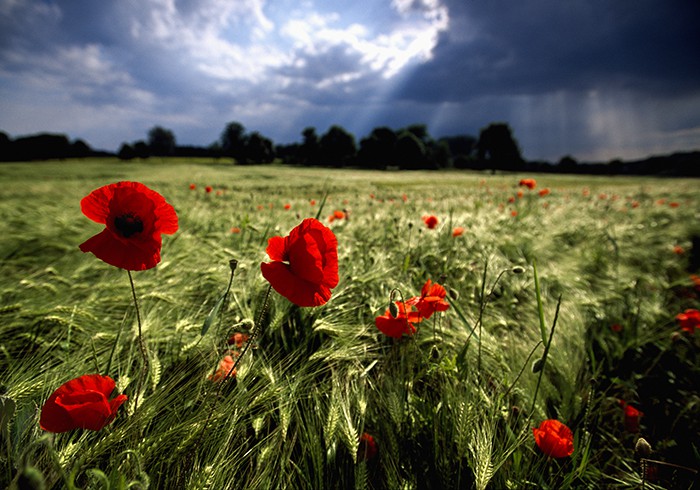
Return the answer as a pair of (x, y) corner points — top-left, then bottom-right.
(0, 158), (698, 489)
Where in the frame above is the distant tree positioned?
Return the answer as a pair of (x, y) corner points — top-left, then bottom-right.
(431, 139), (451, 169)
(220, 121), (248, 163)
(476, 123), (523, 172)
(558, 155), (578, 172)
(147, 126), (176, 156)
(0, 131), (10, 161)
(244, 131), (274, 164)
(440, 135), (477, 169)
(358, 126), (397, 169)
(300, 127), (321, 166)
(70, 139), (92, 158)
(396, 131), (427, 170)
(319, 125), (356, 167)
(118, 143), (136, 160)
(133, 140), (150, 159)
(403, 124), (430, 146)
(11, 133), (71, 160)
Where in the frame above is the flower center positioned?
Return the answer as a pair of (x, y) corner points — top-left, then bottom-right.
(114, 213), (144, 237)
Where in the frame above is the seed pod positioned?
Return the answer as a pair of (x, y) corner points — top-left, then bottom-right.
(531, 357), (544, 373)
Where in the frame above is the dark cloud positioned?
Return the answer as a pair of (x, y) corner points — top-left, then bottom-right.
(398, 0), (700, 101)
(0, 0), (699, 161)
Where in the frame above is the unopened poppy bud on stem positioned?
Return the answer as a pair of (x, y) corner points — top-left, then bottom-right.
(511, 266), (525, 274)
(635, 437), (652, 458)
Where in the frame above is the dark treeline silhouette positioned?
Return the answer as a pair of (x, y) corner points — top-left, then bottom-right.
(0, 131), (111, 161)
(2, 122), (698, 176)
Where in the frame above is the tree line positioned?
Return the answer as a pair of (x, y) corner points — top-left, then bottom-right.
(1, 123), (698, 176)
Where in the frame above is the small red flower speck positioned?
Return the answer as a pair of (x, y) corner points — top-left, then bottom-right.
(538, 188), (550, 197)
(422, 215), (438, 229)
(676, 309), (700, 333)
(358, 432), (378, 461)
(519, 178), (536, 189)
(452, 227), (464, 237)
(208, 354), (237, 382)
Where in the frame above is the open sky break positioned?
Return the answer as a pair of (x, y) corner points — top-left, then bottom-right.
(1, 0), (699, 162)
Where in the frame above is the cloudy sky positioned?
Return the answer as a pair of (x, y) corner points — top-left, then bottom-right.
(1, 0), (699, 162)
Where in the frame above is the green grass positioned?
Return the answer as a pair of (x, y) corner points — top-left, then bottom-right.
(1, 158), (698, 489)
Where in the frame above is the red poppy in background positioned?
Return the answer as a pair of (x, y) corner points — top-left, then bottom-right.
(205, 186), (213, 193)
(422, 215), (438, 229)
(375, 301), (422, 338)
(261, 218), (339, 307)
(208, 354), (237, 382)
(358, 432), (378, 461)
(284, 203), (291, 210)
(79, 181), (178, 270)
(624, 404), (643, 432)
(189, 183), (196, 190)
(610, 323), (623, 333)
(407, 279), (450, 319)
(452, 226), (464, 237)
(227, 332), (249, 348)
(532, 419), (574, 458)
(673, 245), (684, 255)
(538, 188), (550, 197)
(519, 178), (536, 189)
(675, 308), (700, 333)
(40, 374), (128, 433)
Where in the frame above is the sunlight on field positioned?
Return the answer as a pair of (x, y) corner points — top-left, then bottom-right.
(1, 158), (698, 489)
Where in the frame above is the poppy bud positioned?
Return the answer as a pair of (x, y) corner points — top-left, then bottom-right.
(388, 301), (399, 318)
(511, 266), (525, 274)
(229, 259), (238, 272)
(635, 437), (652, 458)
(447, 287), (459, 301)
(430, 345), (440, 360)
(532, 357), (544, 373)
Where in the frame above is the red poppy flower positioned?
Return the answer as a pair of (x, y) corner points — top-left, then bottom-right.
(532, 419), (574, 458)
(284, 203), (291, 210)
(624, 404), (643, 432)
(79, 181), (178, 271)
(422, 215), (438, 229)
(673, 245), (684, 255)
(261, 218), (339, 307)
(230, 226), (241, 234)
(407, 279), (450, 319)
(208, 354), (237, 382)
(610, 323), (623, 333)
(675, 308), (700, 333)
(205, 186), (213, 193)
(690, 274), (700, 292)
(538, 188), (550, 197)
(519, 178), (536, 189)
(227, 332), (249, 348)
(40, 374), (128, 433)
(452, 226), (464, 237)
(358, 432), (378, 461)
(189, 183), (196, 190)
(375, 301), (422, 338)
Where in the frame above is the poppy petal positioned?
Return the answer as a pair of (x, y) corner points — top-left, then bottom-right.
(266, 236), (288, 262)
(80, 229), (162, 271)
(261, 261), (332, 307)
(80, 185), (115, 224)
